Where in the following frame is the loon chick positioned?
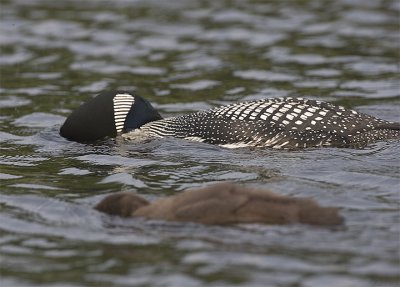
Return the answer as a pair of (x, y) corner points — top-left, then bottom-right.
(60, 90), (400, 148)
(95, 183), (344, 226)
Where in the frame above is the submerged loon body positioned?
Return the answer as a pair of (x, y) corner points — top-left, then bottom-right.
(60, 91), (400, 148)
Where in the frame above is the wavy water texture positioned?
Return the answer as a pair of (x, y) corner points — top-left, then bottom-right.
(0, 0), (399, 286)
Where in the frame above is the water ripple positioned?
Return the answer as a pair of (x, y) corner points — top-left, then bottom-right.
(1, 0), (399, 286)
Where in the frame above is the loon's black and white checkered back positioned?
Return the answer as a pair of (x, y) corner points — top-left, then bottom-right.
(133, 97), (399, 148)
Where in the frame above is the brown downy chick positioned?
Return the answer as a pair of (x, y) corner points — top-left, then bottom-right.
(95, 183), (343, 226)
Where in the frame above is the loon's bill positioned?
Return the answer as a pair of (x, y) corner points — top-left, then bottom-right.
(60, 91), (400, 149)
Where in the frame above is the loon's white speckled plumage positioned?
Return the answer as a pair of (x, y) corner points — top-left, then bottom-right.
(122, 96), (399, 148)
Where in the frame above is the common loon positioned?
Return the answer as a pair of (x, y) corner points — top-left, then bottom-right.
(60, 91), (400, 148)
(95, 182), (343, 226)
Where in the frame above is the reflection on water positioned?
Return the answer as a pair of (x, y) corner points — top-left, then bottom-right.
(0, 0), (399, 286)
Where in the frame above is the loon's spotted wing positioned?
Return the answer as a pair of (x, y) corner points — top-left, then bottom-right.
(209, 97), (399, 148)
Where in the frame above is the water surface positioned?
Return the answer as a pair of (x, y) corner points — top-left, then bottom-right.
(1, 0), (399, 286)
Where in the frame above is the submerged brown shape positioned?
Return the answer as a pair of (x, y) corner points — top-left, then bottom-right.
(95, 192), (149, 217)
(95, 183), (344, 226)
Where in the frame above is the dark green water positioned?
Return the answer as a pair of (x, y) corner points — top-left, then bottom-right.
(1, 0), (399, 286)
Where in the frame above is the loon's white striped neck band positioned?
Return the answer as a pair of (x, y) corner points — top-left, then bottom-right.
(113, 93), (135, 133)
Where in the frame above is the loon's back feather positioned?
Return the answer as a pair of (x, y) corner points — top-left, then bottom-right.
(375, 122), (400, 130)
(132, 97), (399, 148)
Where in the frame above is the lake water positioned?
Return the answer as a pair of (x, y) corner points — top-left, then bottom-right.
(1, 0), (399, 286)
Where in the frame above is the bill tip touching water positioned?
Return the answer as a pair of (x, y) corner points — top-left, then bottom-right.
(60, 90), (400, 148)
(95, 182), (344, 226)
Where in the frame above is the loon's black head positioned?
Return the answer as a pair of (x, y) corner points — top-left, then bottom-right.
(60, 91), (162, 143)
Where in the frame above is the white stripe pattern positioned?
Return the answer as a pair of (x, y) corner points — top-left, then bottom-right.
(113, 93), (135, 132)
